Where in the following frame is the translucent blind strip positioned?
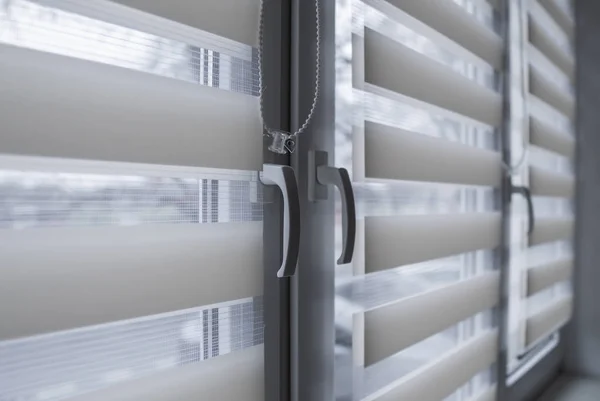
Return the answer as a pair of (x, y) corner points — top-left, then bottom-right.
(528, 240), (573, 267)
(471, 386), (497, 401)
(364, 28), (502, 127)
(532, 196), (574, 218)
(359, 85), (498, 151)
(353, 181), (496, 218)
(365, 212), (501, 272)
(0, 45), (263, 170)
(365, 121), (502, 186)
(364, 272), (500, 365)
(0, 169), (263, 229)
(0, 223), (263, 339)
(1, 0), (259, 95)
(529, 145), (573, 174)
(364, 330), (498, 401)
(337, 249), (495, 313)
(0, 297), (263, 401)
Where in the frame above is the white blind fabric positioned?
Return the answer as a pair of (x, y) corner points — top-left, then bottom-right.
(365, 272), (500, 365)
(528, 0), (574, 78)
(0, 223), (263, 340)
(384, 0), (503, 67)
(0, 0), (265, 400)
(527, 258), (574, 296)
(365, 28), (502, 126)
(0, 45), (263, 171)
(530, 116), (575, 158)
(365, 331), (498, 401)
(526, 297), (573, 346)
(530, 166), (576, 198)
(539, 0), (574, 37)
(365, 213), (501, 273)
(528, 45), (575, 118)
(365, 121), (502, 186)
(530, 218), (574, 245)
(111, 0), (260, 45)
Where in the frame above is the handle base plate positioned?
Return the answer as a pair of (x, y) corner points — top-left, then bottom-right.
(308, 150), (329, 202)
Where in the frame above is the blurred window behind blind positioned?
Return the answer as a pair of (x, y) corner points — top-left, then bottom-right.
(506, 0), (575, 378)
(0, 1), (266, 400)
(334, 0), (504, 400)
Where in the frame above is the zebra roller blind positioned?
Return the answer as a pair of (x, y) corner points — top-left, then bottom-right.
(0, 0), (265, 400)
(335, 0), (503, 399)
(524, 0), (575, 352)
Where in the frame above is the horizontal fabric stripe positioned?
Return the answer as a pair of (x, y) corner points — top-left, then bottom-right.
(526, 297), (573, 346)
(383, 0), (503, 67)
(365, 331), (498, 401)
(365, 213), (501, 272)
(529, 64), (575, 119)
(365, 272), (500, 365)
(530, 218), (574, 245)
(527, 258), (574, 296)
(111, 0), (260, 46)
(530, 166), (575, 198)
(539, 0), (574, 37)
(364, 28), (502, 126)
(365, 121), (502, 186)
(530, 116), (575, 158)
(0, 223), (263, 339)
(0, 45), (263, 171)
(528, 1), (574, 78)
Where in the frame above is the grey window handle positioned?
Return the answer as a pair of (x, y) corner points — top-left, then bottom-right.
(262, 164), (301, 278)
(512, 186), (535, 235)
(317, 165), (356, 264)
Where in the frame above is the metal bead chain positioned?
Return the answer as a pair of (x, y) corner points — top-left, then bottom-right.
(258, 0), (321, 152)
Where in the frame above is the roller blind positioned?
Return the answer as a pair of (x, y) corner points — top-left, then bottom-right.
(520, 0), (575, 361)
(339, 0), (503, 399)
(0, 0), (265, 400)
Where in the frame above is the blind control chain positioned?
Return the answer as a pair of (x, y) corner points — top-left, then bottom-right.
(258, 0), (321, 154)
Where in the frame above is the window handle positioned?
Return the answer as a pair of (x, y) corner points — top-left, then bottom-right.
(262, 164), (301, 278)
(309, 151), (357, 265)
(512, 186), (535, 235)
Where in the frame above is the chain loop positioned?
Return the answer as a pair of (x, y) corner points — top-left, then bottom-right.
(258, 0), (321, 154)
